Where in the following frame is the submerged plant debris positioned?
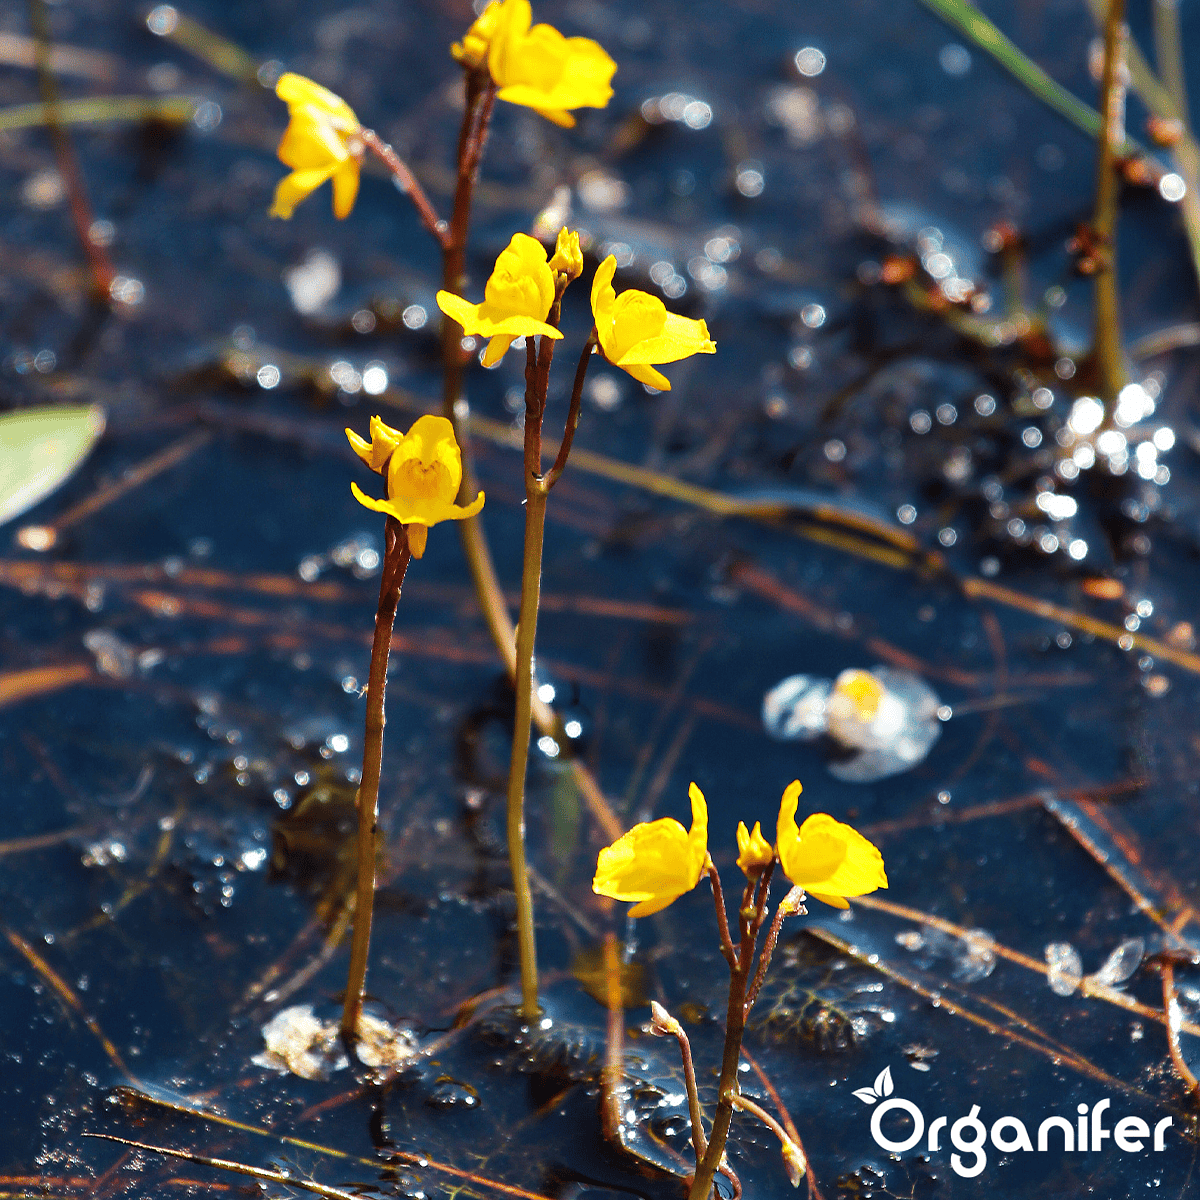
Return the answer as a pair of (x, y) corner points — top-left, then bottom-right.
(2, 0), (1200, 1198)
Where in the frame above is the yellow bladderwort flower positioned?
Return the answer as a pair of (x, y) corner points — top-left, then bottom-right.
(592, 782), (709, 917)
(270, 73), (363, 220)
(454, 0), (616, 127)
(347, 414), (484, 558)
(735, 821), (775, 878)
(775, 781), (887, 908)
(451, 0), (504, 69)
(436, 232), (564, 366)
(590, 255), (716, 390)
(548, 226), (583, 283)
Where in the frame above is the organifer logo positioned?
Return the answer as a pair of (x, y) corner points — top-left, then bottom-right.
(854, 1066), (1173, 1178)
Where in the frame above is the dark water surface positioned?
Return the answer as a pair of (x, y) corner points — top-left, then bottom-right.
(2, 0), (1200, 1196)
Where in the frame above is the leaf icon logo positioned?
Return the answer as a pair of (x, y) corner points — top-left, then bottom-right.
(853, 1066), (895, 1104)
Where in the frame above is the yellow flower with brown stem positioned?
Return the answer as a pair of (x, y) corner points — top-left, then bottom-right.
(453, 0), (616, 127)
(270, 73), (364, 220)
(591, 255), (716, 390)
(347, 415), (484, 558)
(593, 783), (709, 916)
(775, 781), (887, 908)
(436, 232), (565, 366)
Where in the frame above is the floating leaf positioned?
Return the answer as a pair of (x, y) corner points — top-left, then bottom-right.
(0, 404), (105, 527)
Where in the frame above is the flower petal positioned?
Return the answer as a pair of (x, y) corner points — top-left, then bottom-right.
(613, 312), (716, 365)
(270, 166), (338, 219)
(332, 160), (360, 219)
(629, 892), (684, 918)
(618, 362), (672, 390)
(406, 523), (428, 558)
(276, 73), (359, 127)
(590, 255), (618, 336)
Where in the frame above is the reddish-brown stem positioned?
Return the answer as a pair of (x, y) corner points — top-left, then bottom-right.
(437, 78), (517, 679)
(341, 517), (412, 1047)
(543, 331), (597, 491)
(707, 861), (738, 970)
(661, 1015), (708, 1163)
(359, 128), (449, 249)
(28, 0), (115, 300)
(745, 884), (802, 1016)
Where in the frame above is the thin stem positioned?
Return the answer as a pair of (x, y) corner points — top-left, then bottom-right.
(28, 0), (115, 301)
(439, 79), (517, 677)
(745, 884), (803, 1016)
(359, 128), (449, 249)
(707, 861), (738, 970)
(504, 322), (560, 1018)
(341, 518), (412, 1046)
(1091, 0), (1126, 407)
(729, 1094), (796, 1157)
(543, 331), (597, 491)
(657, 1010), (708, 1163)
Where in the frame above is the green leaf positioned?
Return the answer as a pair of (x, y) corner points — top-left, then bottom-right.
(0, 404), (106, 527)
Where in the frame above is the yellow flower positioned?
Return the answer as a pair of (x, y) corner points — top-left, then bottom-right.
(455, 0), (615, 127)
(590, 256), (716, 390)
(775, 781), (887, 908)
(735, 821), (774, 878)
(436, 233), (564, 366)
(451, 0), (504, 69)
(346, 415), (484, 558)
(548, 226), (583, 283)
(592, 782), (709, 917)
(270, 73), (363, 220)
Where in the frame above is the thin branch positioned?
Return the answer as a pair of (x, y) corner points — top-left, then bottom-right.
(543, 332), (597, 491)
(707, 861), (738, 970)
(359, 128), (448, 249)
(745, 885), (804, 1016)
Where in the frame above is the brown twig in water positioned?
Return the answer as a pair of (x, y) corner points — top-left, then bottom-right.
(4, 926), (137, 1083)
(27, 0), (115, 300)
(1089, 0), (1127, 406)
(17, 430), (212, 552)
(1161, 958), (1200, 1099)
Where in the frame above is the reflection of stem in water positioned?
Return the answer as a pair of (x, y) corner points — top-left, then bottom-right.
(341, 517), (412, 1046)
(1090, 0), (1127, 407)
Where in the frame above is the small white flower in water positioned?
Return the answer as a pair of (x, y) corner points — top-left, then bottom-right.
(762, 666), (941, 782)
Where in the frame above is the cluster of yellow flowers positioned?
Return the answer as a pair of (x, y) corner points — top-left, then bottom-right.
(271, 0), (614, 220)
(435, 230), (715, 389)
(592, 780), (887, 916)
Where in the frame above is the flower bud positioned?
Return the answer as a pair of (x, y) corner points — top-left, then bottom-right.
(649, 1000), (682, 1037)
(781, 1138), (807, 1187)
(548, 227), (583, 283)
